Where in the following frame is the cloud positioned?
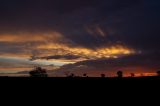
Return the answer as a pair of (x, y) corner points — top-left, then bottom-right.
(0, 32), (63, 43)
(0, 56), (62, 72)
(36, 44), (135, 61)
(0, 0), (152, 52)
(53, 52), (160, 76)
(0, 57), (35, 72)
(0, 30), (135, 62)
(0, 0), (160, 76)
(86, 25), (106, 37)
(36, 55), (82, 60)
(0, 31), (72, 58)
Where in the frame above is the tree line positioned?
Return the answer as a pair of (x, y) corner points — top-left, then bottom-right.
(29, 66), (160, 78)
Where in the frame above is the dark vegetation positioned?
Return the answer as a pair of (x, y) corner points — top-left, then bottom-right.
(29, 67), (48, 77)
(1, 67), (160, 80)
(26, 67), (160, 79)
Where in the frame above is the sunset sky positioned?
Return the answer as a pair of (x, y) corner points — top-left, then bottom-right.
(0, 0), (160, 76)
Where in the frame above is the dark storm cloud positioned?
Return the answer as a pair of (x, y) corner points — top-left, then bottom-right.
(1, 0), (159, 51)
(114, 0), (160, 51)
(37, 55), (82, 60)
(0, 0), (143, 51)
(0, 0), (143, 40)
(0, 0), (141, 30)
(55, 52), (160, 76)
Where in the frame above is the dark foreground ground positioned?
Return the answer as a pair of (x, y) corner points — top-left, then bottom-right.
(0, 76), (160, 92)
(0, 76), (160, 81)
(0, 76), (159, 87)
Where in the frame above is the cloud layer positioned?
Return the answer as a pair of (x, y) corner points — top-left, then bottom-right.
(0, 0), (160, 75)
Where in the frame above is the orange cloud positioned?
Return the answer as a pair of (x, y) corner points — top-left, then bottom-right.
(0, 32), (63, 43)
(37, 43), (135, 61)
(0, 31), (136, 63)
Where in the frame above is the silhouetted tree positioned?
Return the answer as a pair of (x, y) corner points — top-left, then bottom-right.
(157, 71), (160, 76)
(117, 71), (123, 78)
(71, 73), (75, 77)
(29, 67), (48, 77)
(130, 73), (135, 77)
(83, 73), (88, 77)
(101, 74), (106, 78)
(67, 73), (75, 77)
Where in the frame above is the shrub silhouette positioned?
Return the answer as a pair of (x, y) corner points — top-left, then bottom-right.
(70, 73), (75, 77)
(29, 67), (48, 77)
(157, 71), (160, 76)
(67, 73), (75, 77)
(101, 74), (106, 78)
(117, 71), (123, 78)
(83, 73), (88, 77)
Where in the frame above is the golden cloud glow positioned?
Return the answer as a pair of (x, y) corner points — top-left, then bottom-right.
(0, 32), (63, 42)
(0, 31), (136, 63)
(37, 43), (135, 60)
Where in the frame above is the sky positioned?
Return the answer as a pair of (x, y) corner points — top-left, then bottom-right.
(0, 0), (160, 76)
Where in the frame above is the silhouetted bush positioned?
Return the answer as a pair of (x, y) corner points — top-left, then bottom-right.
(83, 73), (88, 77)
(157, 71), (160, 76)
(117, 71), (123, 78)
(101, 74), (106, 78)
(67, 73), (75, 77)
(70, 73), (75, 77)
(29, 67), (48, 77)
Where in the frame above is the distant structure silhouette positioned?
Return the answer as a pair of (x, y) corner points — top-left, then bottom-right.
(29, 67), (48, 77)
(157, 71), (160, 76)
(101, 74), (106, 78)
(117, 71), (123, 78)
